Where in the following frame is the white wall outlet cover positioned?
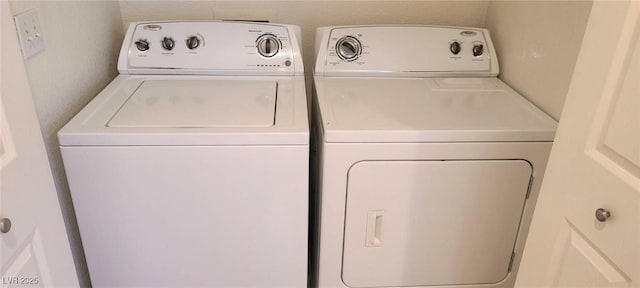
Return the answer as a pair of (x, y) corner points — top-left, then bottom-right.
(14, 9), (45, 59)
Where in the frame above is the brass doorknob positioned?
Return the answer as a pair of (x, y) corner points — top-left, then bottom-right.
(0, 218), (12, 233)
(595, 208), (611, 222)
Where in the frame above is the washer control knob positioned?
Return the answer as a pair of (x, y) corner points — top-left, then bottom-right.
(186, 36), (200, 50)
(134, 39), (150, 51)
(473, 43), (484, 57)
(256, 34), (280, 58)
(336, 36), (362, 61)
(161, 37), (175, 51)
(450, 41), (461, 55)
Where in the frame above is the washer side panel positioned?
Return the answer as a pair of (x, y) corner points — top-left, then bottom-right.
(61, 145), (308, 288)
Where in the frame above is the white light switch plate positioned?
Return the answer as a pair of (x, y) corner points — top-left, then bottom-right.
(14, 9), (45, 59)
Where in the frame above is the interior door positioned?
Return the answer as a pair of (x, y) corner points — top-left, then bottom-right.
(516, 1), (639, 286)
(0, 2), (78, 286)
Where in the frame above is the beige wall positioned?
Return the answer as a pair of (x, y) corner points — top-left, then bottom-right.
(8, 1), (124, 286)
(485, 1), (593, 120)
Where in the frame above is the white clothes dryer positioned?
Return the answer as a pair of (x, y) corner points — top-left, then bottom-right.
(311, 26), (557, 288)
(59, 21), (308, 287)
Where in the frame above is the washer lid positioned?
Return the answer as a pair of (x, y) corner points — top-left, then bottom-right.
(108, 80), (276, 128)
(58, 75), (309, 146)
(314, 77), (557, 143)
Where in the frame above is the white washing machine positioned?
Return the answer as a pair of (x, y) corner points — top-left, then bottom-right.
(59, 21), (308, 287)
(311, 26), (558, 288)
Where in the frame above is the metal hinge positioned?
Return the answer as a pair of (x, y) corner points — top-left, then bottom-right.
(508, 251), (516, 272)
(525, 175), (534, 199)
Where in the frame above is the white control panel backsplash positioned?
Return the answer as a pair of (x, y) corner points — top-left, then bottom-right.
(315, 26), (499, 77)
(118, 21), (303, 76)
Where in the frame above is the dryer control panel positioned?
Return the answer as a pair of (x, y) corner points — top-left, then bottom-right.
(314, 26), (499, 77)
(118, 21), (304, 76)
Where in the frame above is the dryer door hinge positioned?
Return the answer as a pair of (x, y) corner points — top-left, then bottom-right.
(525, 174), (534, 199)
(508, 251), (516, 272)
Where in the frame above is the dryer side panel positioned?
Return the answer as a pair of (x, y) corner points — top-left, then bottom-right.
(342, 160), (532, 287)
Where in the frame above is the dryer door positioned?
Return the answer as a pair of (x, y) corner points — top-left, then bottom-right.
(342, 160), (532, 287)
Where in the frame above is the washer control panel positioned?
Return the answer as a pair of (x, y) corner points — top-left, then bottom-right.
(315, 26), (498, 76)
(119, 21), (303, 75)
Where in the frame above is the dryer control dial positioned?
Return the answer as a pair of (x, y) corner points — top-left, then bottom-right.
(473, 43), (484, 57)
(186, 36), (201, 50)
(256, 34), (280, 58)
(450, 41), (461, 55)
(336, 36), (362, 61)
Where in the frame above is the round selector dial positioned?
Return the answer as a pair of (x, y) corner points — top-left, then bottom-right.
(256, 34), (280, 58)
(336, 36), (362, 61)
(186, 36), (201, 50)
(161, 37), (175, 51)
(135, 39), (150, 52)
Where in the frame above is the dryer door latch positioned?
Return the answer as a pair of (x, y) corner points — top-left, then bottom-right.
(366, 210), (384, 247)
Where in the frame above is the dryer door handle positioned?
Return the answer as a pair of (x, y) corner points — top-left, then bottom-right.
(366, 210), (384, 247)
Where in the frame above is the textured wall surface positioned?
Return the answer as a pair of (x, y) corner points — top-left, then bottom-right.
(485, 1), (593, 120)
(8, 1), (124, 286)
